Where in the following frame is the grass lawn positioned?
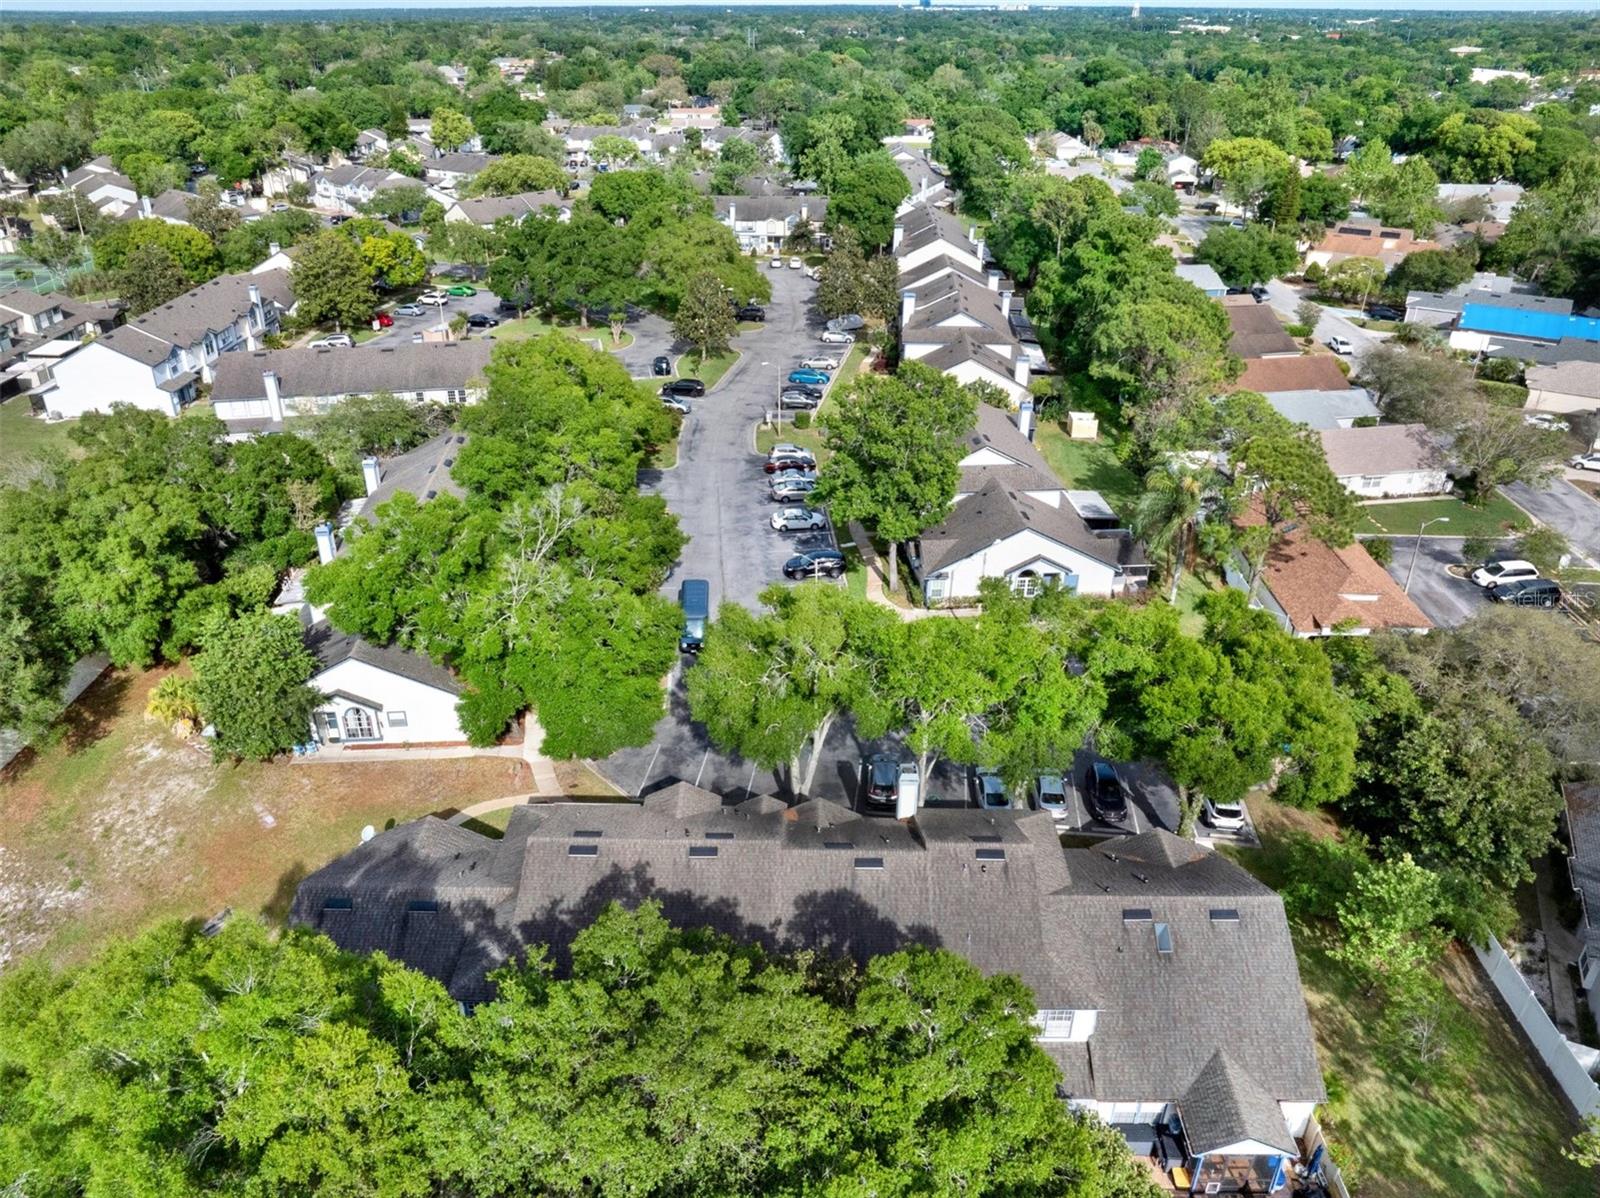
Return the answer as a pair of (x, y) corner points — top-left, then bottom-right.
(494, 314), (634, 350)
(678, 348), (738, 390)
(1354, 492), (1528, 537)
(1227, 801), (1595, 1198)
(0, 666), (534, 971)
(756, 420), (828, 464)
(1167, 568), (1224, 637)
(834, 342), (871, 387)
(646, 430), (679, 470)
(1032, 419), (1142, 510)
(0, 395), (77, 468)
(839, 542), (869, 601)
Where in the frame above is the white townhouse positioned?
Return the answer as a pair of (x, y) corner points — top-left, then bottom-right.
(422, 152), (500, 192)
(305, 623), (468, 747)
(315, 164), (416, 215)
(352, 128), (391, 160)
(1318, 424), (1452, 499)
(891, 205), (986, 277)
(442, 190), (571, 227)
(712, 196), (828, 254)
(42, 270), (292, 420)
(56, 156), (138, 217)
(0, 288), (116, 401)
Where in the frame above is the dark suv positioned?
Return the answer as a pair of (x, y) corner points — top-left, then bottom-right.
(735, 305), (766, 322)
(651, 355), (672, 377)
(661, 378), (706, 398)
(1085, 761), (1129, 823)
(466, 312), (499, 329)
(1489, 577), (1561, 608)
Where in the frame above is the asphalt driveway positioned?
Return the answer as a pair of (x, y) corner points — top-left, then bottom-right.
(1504, 478), (1600, 567)
(1376, 535), (1491, 628)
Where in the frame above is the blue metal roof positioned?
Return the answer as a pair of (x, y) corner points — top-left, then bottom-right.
(1462, 302), (1600, 344)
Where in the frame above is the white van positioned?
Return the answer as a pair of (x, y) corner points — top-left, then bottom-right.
(1469, 559), (1539, 588)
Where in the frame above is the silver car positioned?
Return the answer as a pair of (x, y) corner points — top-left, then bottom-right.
(975, 767), (1012, 810)
(770, 475), (817, 501)
(1031, 773), (1070, 821)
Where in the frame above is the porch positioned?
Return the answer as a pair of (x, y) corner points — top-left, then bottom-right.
(1120, 1120), (1328, 1197)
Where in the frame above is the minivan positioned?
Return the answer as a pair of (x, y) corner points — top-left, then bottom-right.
(1470, 558), (1539, 588)
(678, 579), (710, 653)
(1489, 577), (1561, 608)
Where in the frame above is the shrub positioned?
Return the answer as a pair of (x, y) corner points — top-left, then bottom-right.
(1364, 537), (1394, 566)
(1478, 356), (1525, 384)
(146, 675), (202, 730)
(1285, 322), (1313, 338)
(1475, 379), (1528, 407)
(793, 411), (811, 429)
(1515, 526), (1571, 574)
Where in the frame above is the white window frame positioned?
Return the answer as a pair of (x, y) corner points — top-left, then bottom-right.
(388, 710), (409, 728)
(1032, 1009), (1076, 1041)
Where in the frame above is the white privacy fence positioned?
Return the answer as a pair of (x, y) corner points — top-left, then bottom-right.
(1476, 934), (1600, 1120)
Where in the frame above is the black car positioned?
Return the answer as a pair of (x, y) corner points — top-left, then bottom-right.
(1085, 761), (1129, 823)
(765, 455), (816, 474)
(781, 383), (824, 400)
(465, 313), (499, 329)
(1367, 304), (1404, 321)
(783, 549), (845, 579)
(1489, 577), (1562, 607)
(735, 305), (766, 322)
(661, 378), (706, 398)
(651, 355), (672, 377)
(779, 392), (820, 410)
(497, 299), (521, 314)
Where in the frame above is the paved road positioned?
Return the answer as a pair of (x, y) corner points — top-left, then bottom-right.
(1261, 279), (1386, 368)
(1376, 536), (1492, 628)
(1504, 478), (1600, 567)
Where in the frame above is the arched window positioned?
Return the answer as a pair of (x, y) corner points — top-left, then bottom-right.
(343, 707), (375, 740)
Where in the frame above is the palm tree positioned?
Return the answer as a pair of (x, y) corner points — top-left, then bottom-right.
(1132, 464), (1207, 603)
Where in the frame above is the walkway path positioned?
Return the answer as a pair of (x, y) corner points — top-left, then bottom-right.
(846, 521), (979, 621)
(447, 793), (536, 826)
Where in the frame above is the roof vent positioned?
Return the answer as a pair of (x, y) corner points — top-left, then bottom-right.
(974, 848), (1006, 862)
(1209, 908), (1240, 923)
(1132, 871), (1150, 884)
(824, 840), (853, 849)
(322, 896), (353, 911)
(688, 845), (718, 859)
(571, 830), (603, 838)
(1154, 922), (1174, 954)
(704, 830), (735, 840)
(1122, 907), (1152, 923)
(1102, 850), (1120, 863)
(567, 844), (599, 857)
(853, 856), (885, 870)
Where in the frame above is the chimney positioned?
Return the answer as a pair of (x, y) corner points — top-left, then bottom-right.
(799, 202), (808, 222)
(968, 224), (978, 242)
(1017, 397), (1035, 442)
(361, 456), (382, 496)
(726, 202), (735, 226)
(1013, 357), (1031, 389)
(268, 240), (281, 257)
(262, 369), (283, 422)
(975, 238), (987, 266)
(900, 289), (916, 327)
(999, 288), (1013, 318)
(987, 269), (1001, 292)
(313, 522), (337, 564)
(140, 195), (152, 218)
(892, 223), (904, 252)
(896, 776), (919, 821)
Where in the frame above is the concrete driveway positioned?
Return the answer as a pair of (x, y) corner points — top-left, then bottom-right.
(1504, 478), (1600, 567)
(1376, 535), (1491, 628)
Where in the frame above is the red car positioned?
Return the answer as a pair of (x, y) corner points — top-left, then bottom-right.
(374, 312), (394, 328)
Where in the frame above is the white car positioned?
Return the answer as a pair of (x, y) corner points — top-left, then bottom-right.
(1570, 451), (1600, 472)
(661, 396), (690, 415)
(975, 767), (1012, 810)
(1326, 335), (1354, 354)
(1470, 558), (1539, 588)
(789, 256), (803, 269)
(800, 355), (840, 371)
(307, 334), (353, 349)
(768, 257), (785, 270)
(769, 506), (827, 531)
(1524, 412), (1570, 432)
(1203, 796), (1247, 832)
(1031, 773), (1070, 821)
(417, 290), (449, 305)
(819, 329), (855, 345)
(768, 442), (815, 463)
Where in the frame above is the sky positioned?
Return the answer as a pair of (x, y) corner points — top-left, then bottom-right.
(5, 0), (1597, 11)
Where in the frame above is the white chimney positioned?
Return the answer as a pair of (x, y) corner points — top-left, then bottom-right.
(895, 774), (919, 821)
(892, 223), (904, 252)
(987, 269), (1001, 291)
(999, 288), (1013, 318)
(975, 238), (987, 266)
(313, 522), (337, 564)
(1013, 357), (1031, 388)
(268, 240), (281, 256)
(799, 202), (808, 222)
(140, 195), (152, 218)
(262, 369), (283, 422)
(726, 202), (735, 226)
(900, 289), (916, 327)
(1017, 397), (1035, 442)
(248, 282), (261, 308)
(361, 456), (382, 496)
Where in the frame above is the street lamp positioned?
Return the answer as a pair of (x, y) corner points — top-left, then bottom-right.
(1403, 516), (1450, 594)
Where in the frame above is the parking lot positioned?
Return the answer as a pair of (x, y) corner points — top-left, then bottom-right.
(1377, 536), (1491, 628)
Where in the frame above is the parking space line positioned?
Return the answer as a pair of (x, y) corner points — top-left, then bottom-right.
(635, 742), (661, 799)
(1130, 799), (1141, 835)
(1068, 780), (1086, 830)
(693, 748), (710, 789)
(746, 760), (758, 797)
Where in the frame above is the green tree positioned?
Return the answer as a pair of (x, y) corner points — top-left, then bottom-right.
(1370, 156), (1443, 237)
(1132, 464), (1208, 602)
(352, 225), (428, 289)
(1194, 224), (1300, 287)
(589, 134), (641, 167)
(192, 610), (322, 761)
(1229, 431), (1356, 596)
(462, 153), (567, 197)
(1332, 852), (1445, 992)
(1201, 136), (1292, 219)
(826, 152), (911, 250)
(94, 217), (219, 277)
(184, 181), (241, 246)
(358, 182), (429, 226)
(1563, 1114), (1600, 1169)
(1387, 248), (1476, 295)
(292, 229), (377, 331)
(1298, 173), (1352, 228)
(491, 211), (641, 326)
(117, 241), (191, 315)
(1343, 139), (1395, 210)
(1321, 256), (1388, 306)
(429, 106), (476, 153)
(813, 362), (977, 593)
(0, 118), (90, 182)
(673, 270), (736, 365)
(1263, 165), (1301, 227)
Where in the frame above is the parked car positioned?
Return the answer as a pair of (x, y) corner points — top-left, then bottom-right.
(1228, 217), (1246, 229)
(497, 299), (521, 314)
(651, 355), (673, 377)
(1367, 304), (1404, 321)
(770, 475), (818, 501)
(373, 312), (394, 328)
(1203, 796), (1247, 832)
(465, 313), (499, 328)
(446, 284), (477, 297)
(975, 766), (1012, 810)
(765, 455), (816, 474)
(779, 392), (820, 410)
(661, 378), (706, 398)
(1326, 335), (1354, 355)
(307, 334), (353, 349)
(661, 396), (690, 415)
(770, 506), (827, 531)
(393, 303), (425, 317)
(788, 368), (830, 386)
(270, 202), (290, 213)
(800, 355), (840, 371)
(1527, 413), (1571, 432)
(1084, 761), (1129, 824)
(1570, 451), (1600, 472)
(781, 383), (823, 400)
(819, 329), (855, 345)
(767, 443), (815, 465)
(1489, 577), (1562, 607)
(769, 256), (785, 270)
(825, 315), (865, 332)
(735, 305), (766, 322)
(1031, 773), (1070, 821)
(784, 548), (845, 579)
(865, 754), (918, 811)
(417, 290), (449, 305)
(1470, 558), (1539, 588)
(789, 257), (803, 269)
(1249, 284), (1269, 302)
(678, 579), (710, 653)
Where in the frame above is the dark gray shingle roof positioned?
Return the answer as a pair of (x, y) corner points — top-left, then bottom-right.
(920, 475), (1140, 576)
(101, 269), (293, 363)
(1178, 1050), (1298, 1155)
(211, 340), (491, 405)
(306, 622), (462, 696)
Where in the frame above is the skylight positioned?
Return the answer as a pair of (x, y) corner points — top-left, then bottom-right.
(688, 845), (719, 859)
(567, 844), (599, 857)
(854, 857), (885, 870)
(1154, 923), (1174, 954)
(1122, 907), (1152, 923)
(1209, 908), (1241, 923)
(974, 848), (1006, 862)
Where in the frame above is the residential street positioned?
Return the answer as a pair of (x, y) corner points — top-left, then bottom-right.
(1376, 536), (1491, 628)
(1504, 478), (1600, 567)
(1261, 279), (1387, 366)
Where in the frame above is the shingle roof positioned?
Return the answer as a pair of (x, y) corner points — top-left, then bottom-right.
(426, 152), (497, 176)
(1175, 262), (1225, 293)
(712, 195), (827, 223)
(143, 189), (194, 222)
(99, 269), (292, 363)
(920, 475), (1140, 576)
(290, 795), (1324, 1107)
(914, 334), (1023, 385)
(899, 254), (988, 291)
(1261, 388), (1379, 430)
(1222, 298), (1298, 358)
(211, 341), (492, 405)
(1178, 1050), (1298, 1155)
(307, 622), (462, 696)
(0, 288), (64, 318)
(895, 204), (978, 261)
(1228, 355), (1351, 394)
(1528, 358), (1600, 401)
(1408, 288), (1573, 319)
(450, 191), (569, 225)
(1257, 528), (1432, 636)
(321, 164), (413, 191)
(1318, 423), (1445, 477)
(1311, 221), (1438, 266)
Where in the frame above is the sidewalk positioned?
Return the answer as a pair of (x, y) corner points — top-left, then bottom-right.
(845, 521), (980, 621)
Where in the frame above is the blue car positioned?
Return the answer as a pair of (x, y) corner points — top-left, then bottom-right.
(787, 368), (830, 386)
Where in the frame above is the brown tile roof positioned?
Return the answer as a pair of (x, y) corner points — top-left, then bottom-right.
(1228, 355), (1352, 394)
(1259, 528), (1432, 636)
(1310, 221), (1439, 267)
